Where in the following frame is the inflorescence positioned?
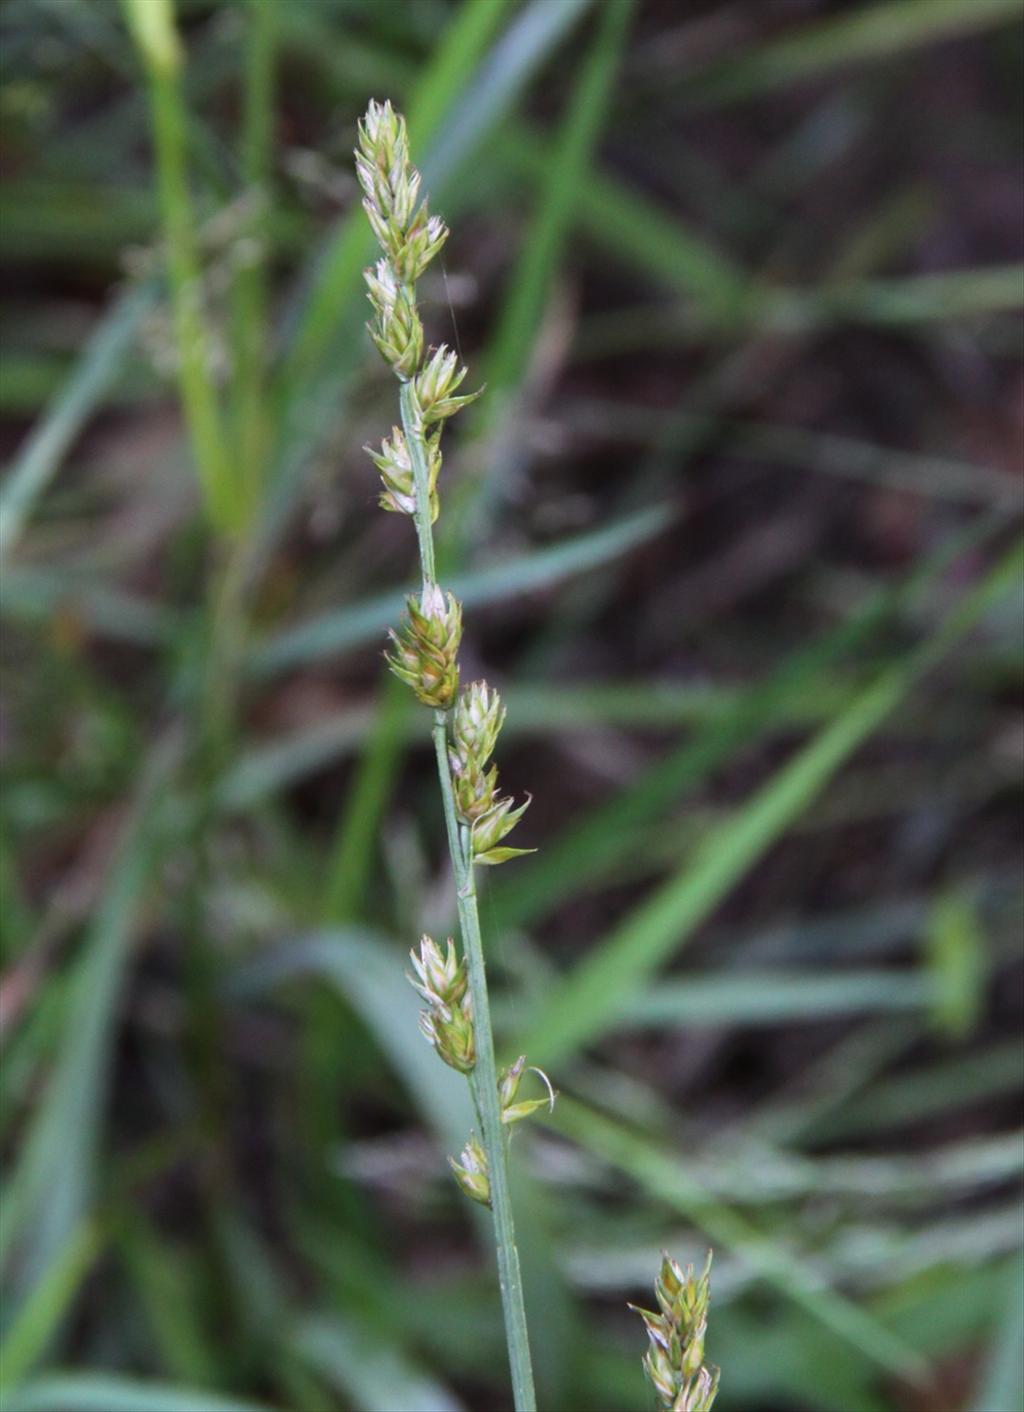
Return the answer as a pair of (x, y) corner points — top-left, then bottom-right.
(357, 98), (548, 1205)
(630, 1253), (720, 1412)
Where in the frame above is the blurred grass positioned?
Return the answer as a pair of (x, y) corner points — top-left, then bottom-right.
(1, 0), (1021, 1409)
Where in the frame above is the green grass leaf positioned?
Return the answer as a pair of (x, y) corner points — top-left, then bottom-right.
(970, 1252), (1024, 1412)
(2, 1375), (277, 1412)
(0, 280), (158, 561)
(554, 1097), (928, 1380)
(520, 541), (1022, 1067)
(482, 0), (635, 404)
(293, 1315), (465, 1412)
(487, 513), (1005, 936)
(0, 740), (175, 1281)
(497, 124), (748, 316)
(0, 1222), (101, 1393)
(249, 501), (673, 676)
(616, 968), (931, 1028)
(687, 0), (1023, 109)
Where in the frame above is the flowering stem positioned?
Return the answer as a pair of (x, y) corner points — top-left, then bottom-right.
(432, 714), (536, 1412)
(403, 379), (534, 1406)
(361, 99), (535, 1411)
(400, 379), (437, 589)
(124, 0), (238, 536)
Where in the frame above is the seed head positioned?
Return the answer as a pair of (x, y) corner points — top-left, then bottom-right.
(408, 934), (467, 1009)
(366, 425), (441, 520)
(418, 998), (475, 1073)
(630, 1253), (719, 1412)
(356, 100), (446, 284)
(408, 934), (475, 1073)
(448, 1136), (490, 1207)
(413, 345), (482, 425)
(364, 259), (423, 379)
(451, 681), (505, 773)
(356, 100), (415, 227)
(498, 1055), (557, 1125)
(386, 585), (462, 708)
(470, 791), (533, 866)
(450, 681), (506, 821)
(392, 206), (449, 284)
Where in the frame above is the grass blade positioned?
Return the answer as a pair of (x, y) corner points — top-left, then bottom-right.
(3, 1376), (277, 1412)
(970, 1253), (1024, 1412)
(555, 1098), (928, 1380)
(497, 124), (748, 315)
(0, 280), (157, 561)
(0, 1221), (101, 1393)
(420, 0), (593, 195)
(687, 0), (1023, 109)
(487, 513), (1004, 936)
(615, 969), (931, 1027)
(249, 501), (673, 676)
(123, 0), (237, 532)
(521, 540), (1022, 1067)
(228, 0), (276, 513)
(0, 737), (177, 1280)
(293, 1315), (464, 1412)
(280, 0), (513, 399)
(483, 0), (635, 404)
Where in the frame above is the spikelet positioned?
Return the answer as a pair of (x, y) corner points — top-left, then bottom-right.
(497, 1055), (556, 1126)
(471, 792), (533, 866)
(355, 99), (448, 285)
(413, 344), (482, 425)
(629, 1253), (720, 1412)
(386, 584), (462, 708)
(363, 258), (423, 378)
(449, 1135), (490, 1207)
(408, 934), (476, 1074)
(448, 681), (532, 863)
(366, 426), (441, 520)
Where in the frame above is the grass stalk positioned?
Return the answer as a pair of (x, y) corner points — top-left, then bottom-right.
(400, 378), (536, 1412)
(230, 0), (275, 517)
(123, 0), (238, 535)
(429, 713), (536, 1410)
(356, 101), (538, 1409)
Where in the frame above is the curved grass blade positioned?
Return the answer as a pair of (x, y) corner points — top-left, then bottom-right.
(497, 124), (748, 316)
(280, 0), (513, 399)
(249, 501), (673, 676)
(521, 540), (1022, 1067)
(482, 0), (634, 406)
(687, 0), (1022, 110)
(0, 1221), (101, 1394)
(293, 1315), (465, 1412)
(555, 1097), (928, 1381)
(970, 1252), (1024, 1412)
(487, 511), (1006, 936)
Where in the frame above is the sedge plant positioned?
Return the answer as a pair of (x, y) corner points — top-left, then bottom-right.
(356, 100), (555, 1412)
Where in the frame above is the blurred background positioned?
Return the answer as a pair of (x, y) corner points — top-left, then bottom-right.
(1, 1), (1022, 1409)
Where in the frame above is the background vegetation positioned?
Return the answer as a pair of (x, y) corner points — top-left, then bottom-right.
(1, 1), (1022, 1409)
